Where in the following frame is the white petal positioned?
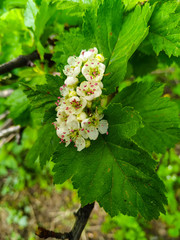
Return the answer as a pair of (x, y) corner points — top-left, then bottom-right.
(87, 126), (99, 140)
(81, 118), (90, 129)
(98, 120), (108, 134)
(67, 56), (76, 65)
(79, 129), (88, 139)
(75, 137), (86, 151)
(73, 66), (81, 77)
(65, 76), (78, 86)
(65, 136), (71, 147)
(77, 112), (87, 121)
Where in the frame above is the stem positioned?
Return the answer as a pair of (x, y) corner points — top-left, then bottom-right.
(36, 202), (95, 240)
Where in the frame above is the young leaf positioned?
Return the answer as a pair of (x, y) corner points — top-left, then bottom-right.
(112, 81), (180, 154)
(53, 115), (167, 220)
(24, 0), (39, 31)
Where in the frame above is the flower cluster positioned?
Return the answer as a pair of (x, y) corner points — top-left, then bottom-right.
(53, 47), (108, 151)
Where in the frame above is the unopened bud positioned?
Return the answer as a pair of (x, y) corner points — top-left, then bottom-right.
(85, 140), (91, 148)
(87, 101), (92, 108)
(96, 54), (105, 62)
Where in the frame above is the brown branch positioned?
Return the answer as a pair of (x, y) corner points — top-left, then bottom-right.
(0, 51), (54, 75)
(0, 111), (9, 121)
(0, 125), (21, 138)
(0, 51), (39, 75)
(36, 202), (95, 240)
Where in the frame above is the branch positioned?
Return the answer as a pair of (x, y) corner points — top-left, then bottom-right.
(0, 125), (21, 138)
(0, 51), (53, 75)
(0, 51), (39, 75)
(0, 111), (9, 121)
(36, 202), (95, 240)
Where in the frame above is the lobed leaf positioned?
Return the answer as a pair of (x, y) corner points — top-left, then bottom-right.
(112, 81), (180, 154)
(147, 0), (180, 57)
(52, 104), (167, 220)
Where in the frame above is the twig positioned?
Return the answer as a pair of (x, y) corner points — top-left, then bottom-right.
(0, 51), (53, 75)
(0, 111), (9, 121)
(0, 51), (39, 75)
(0, 125), (21, 138)
(0, 133), (16, 147)
(36, 202), (95, 240)
(0, 119), (13, 131)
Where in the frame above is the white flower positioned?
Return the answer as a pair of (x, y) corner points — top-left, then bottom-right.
(56, 110), (69, 125)
(81, 119), (99, 140)
(60, 85), (73, 97)
(98, 120), (108, 134)
(76, 81), (102, 101)
(66, 114), (80, 130)
(67, 56), (82, 66)
(77, 112), (87, 121)
(64, 76), (78, 86)
(82, 58), (105, 82)
(56, 122), (71, 146)
(79, 48), (98, 62)
(63, 65), (81, 77)
(75, 136), (86, 151)
(63, 56), (82, 77)
(65, 96), (87, 115)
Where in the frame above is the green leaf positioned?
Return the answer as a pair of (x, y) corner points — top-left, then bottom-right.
(53, 135), (167, 220)
(23, 74), (63, 123)
(53, 28), (93, 66)
(34, 0), (56, 57)
(0, 8), (34, 63)
(148, 0), (180, 57)
(26, 123), (59, 167)
(103, 3), (153, 93)
(24, 0), (38, 31)
(122, 0), (147, 11)
(104, 103), (142, 138)
(112, 81), (180, 154)
(83, 0), (123, 62)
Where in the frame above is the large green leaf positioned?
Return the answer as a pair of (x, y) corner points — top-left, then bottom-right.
(112, 81), (180, 154)
(148, 0), (180, 57)
(83, 0), (123, 62)
(103, 3), (153, 93)
(52, 103), (167, 220)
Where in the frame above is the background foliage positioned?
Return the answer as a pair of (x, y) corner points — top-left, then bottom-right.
(0, 0), (180, 239)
